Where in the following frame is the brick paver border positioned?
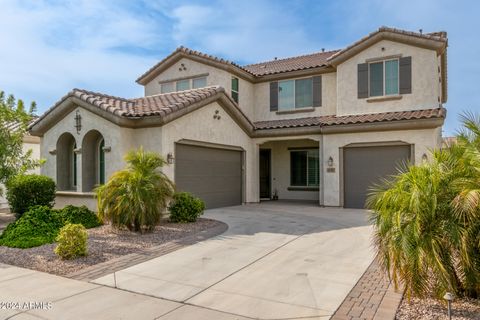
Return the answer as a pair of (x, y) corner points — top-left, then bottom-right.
(331, 256), (403, 320)
(67, 221), (228, 282)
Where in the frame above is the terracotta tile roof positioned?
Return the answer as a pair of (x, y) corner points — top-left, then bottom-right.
(242, 50), (339, 76)
(67, 86), (224, 118)
(328, 26), (447, 63)
(136, 46), (252, 84)
(254, 108), (446, 130)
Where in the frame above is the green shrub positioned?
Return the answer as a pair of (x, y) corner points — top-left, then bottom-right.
(54, 223), (88, 260)
(58, 205), (101, 228)
(6, 174), (56, 218)
(169, 192), (205, 223)
(367, 113), (480, 299)
(0, 205), (100, 248)
(96, 148), (174, 232)
(0, 206), (63, 248)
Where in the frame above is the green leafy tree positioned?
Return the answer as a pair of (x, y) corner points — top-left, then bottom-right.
(367, 113), (480, 299)
(95, 147), (175, 232)
(0, 91), (41, 196)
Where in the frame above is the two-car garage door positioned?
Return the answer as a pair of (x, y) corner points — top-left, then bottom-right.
(343, 144), (411, 209)
(175, 143), (243, 209)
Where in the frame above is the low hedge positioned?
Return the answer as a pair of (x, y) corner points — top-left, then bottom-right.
(6, 174), (56, 219)
(0, 205), (100, 249)
(169, 192), (205, 223)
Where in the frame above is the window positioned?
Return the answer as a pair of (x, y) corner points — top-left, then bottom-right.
(231, 77), (239, 103)
(279, 78), (313, 110)
(290, 149), (319, 187)
(98, 139), (105, 185)
(176, 79), (190, 91)
(369, 59), (399, 97)
(192, 77), (207, 89)
(160, 82), (174, 93)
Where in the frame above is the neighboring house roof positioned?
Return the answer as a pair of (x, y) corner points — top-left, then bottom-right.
(254, 108), (446, 130)
(442, 136), (457, 147)
(136, 26), (448, 87)
(242, 50), (339, 76)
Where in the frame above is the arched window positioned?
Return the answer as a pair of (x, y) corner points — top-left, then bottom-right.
(82, 130), (105, 192)
(56, 133), (77, 191)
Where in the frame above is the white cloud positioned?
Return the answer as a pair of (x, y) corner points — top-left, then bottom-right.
(0, 0), (164, 111)
(167, 1), (322, 63)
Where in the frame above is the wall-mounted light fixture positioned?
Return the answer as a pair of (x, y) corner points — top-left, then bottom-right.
(327, 156), (334, 167)
(422, 153), (428, 162)
(213, 110), (221, 120)
(167, 152), (175, 164)
(102, 146), (112, 153)
(48, 149), (57, 155)
(74, 147), (82, 154)
(74, 110), (82, 134)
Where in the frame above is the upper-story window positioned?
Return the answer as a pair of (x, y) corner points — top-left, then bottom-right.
(369, 59), (399, 97)
(278, 78), (313, 111)
(358, 56), (411, 99)
(160, 76), (207, 94)
(231, 77), (239, 103)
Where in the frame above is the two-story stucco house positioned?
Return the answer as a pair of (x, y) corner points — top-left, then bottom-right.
(29, 27), (447, 210)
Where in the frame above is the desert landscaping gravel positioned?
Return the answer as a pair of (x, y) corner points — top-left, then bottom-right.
(0, 218), (222, 276)
(396, 295), (480, 319)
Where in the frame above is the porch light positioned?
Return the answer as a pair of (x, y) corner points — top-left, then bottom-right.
(167, 152), (175, 164)
(327, 156), (334, 167)
(422, 153), (428, 162)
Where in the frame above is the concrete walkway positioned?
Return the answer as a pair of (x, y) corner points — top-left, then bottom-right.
(1, 202), (374, 319)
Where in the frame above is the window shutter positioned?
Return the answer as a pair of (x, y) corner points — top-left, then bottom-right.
(312, 76), (322, 107)
(270, 82), (278, 111)
(357, 63), (369, 98)
(399, 56), (412, 94)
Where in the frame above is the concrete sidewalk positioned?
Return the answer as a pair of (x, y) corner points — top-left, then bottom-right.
(0, 263), (249, 320)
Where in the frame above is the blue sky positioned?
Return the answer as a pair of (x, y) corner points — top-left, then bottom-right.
(0, 0), (478, 135)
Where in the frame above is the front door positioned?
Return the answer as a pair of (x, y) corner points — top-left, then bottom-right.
(259, 149), (271, 199)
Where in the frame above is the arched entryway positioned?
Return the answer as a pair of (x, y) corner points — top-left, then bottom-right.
(82, 130), (105, 192)
(56, 132), (77, 191)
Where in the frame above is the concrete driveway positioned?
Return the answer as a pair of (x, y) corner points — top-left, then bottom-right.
(94, 202), (375, 319)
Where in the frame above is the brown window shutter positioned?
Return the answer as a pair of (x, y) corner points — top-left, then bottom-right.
(357, 63), (369, 98)
(399, 56), (412, 94)
(270, 82), (278, 111)
(312, 76), (322, 107)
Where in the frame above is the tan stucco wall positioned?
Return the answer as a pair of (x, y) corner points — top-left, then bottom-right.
(322, 127), (442, 206)
(143, 57), (256, 121)
(253, 72), (337, 122)
(159, 102), (258, 203)
(336, 40), (441, 116)
(259, 139), (320, 201)
(40, 107), (135, 200)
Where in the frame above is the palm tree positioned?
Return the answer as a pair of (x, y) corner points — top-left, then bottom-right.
(95, 147), (175, 232)
(367, 113), (480, 299)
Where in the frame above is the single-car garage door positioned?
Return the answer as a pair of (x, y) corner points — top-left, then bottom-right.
(175, 143), (243, 209)
(344, 144), (411, 209)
